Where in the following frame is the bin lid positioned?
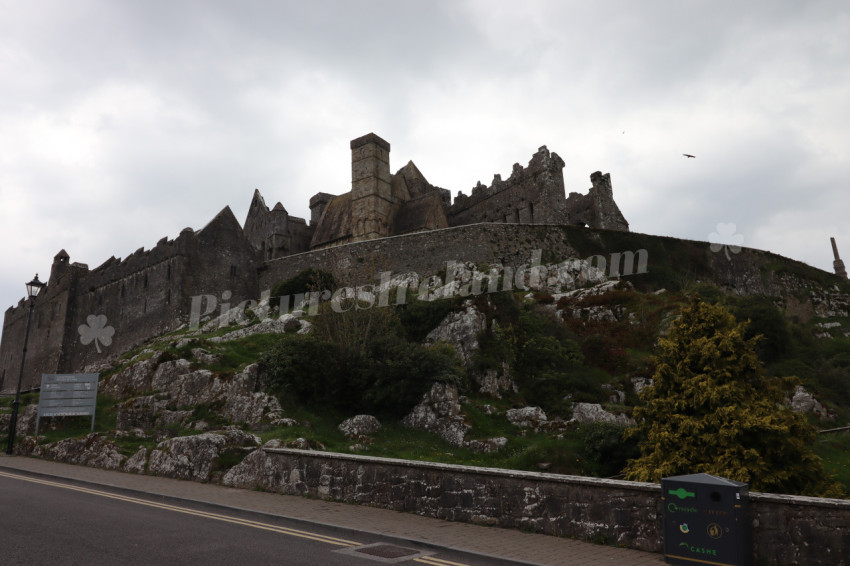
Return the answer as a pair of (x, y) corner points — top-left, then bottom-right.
(663, 473), (747, 488)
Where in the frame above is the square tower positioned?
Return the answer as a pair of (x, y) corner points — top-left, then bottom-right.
(350, 133), (393, 241)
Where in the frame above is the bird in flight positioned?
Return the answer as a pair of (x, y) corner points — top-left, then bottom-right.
(683, 154), (695, 158)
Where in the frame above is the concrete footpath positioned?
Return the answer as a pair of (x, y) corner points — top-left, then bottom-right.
(0, 455), (664, 566)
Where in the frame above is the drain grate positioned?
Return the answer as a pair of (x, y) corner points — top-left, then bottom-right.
(335, 542), (434, 563)
(355, 544), (419, 559)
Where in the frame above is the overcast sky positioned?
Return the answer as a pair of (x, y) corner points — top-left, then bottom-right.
(2, 0), (849, 311)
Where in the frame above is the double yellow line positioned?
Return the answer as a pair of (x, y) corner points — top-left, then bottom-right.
(0, 470), (469, 565)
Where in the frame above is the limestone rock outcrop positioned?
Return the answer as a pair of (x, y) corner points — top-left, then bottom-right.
(569, 403), (634, 426)
(402, 382), (469, 446)
(146, 427), (260, 482)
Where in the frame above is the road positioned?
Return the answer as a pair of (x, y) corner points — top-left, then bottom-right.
(0, 471), (510, 566)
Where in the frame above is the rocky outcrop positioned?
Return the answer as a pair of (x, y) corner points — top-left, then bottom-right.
(426, 302), (519, 398)
(220, 365), (285, 427)
(116, 395), (191, 431)
(477, 360), (518, 399)
(506, 407), (548, 430)
(787, 386), (829, 420)
(570, 403), (634, 426)
(222, 444), (285, 492)
(338, 415), (381, 438)
(146, 427), (260, 482)
(101, 351), (165, 398)
(112, 359), (283, 428)
(554, 280), (633, 323)
(425, 304), (486, 367)
(30, 433), (125, 470)
(402, 382), (469, 446)
(630, 377), (653, 396)
(463, 437), (508, 453)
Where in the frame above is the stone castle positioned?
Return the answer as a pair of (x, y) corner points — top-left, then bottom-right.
(0, 133), (630, 392)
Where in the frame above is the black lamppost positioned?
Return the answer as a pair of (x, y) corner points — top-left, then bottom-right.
(5, 274), (45, 455)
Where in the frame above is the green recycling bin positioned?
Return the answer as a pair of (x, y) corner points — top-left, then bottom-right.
(661, 473), (750, 566)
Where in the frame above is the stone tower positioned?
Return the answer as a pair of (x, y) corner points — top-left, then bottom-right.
(350, 133), (393, 241)
(832, 237), (848, 279)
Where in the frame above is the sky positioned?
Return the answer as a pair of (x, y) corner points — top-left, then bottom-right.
(1, 0), (849, 311)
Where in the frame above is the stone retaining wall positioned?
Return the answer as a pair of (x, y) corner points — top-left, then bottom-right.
(222, 448), (850, 565)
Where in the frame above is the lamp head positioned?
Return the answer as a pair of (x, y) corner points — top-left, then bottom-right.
(26, 274), (45, 299)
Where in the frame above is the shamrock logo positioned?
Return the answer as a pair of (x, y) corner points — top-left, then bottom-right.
(78, 314), (115, 353)
(709, 223), (744, 260)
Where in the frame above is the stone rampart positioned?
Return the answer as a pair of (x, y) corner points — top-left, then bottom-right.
(447, 145), (568, 226)
(224, 447), (850, 565)
(259, 223), (584, 292)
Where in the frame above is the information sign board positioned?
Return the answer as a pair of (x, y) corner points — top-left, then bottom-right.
(36, 373), (99, 433)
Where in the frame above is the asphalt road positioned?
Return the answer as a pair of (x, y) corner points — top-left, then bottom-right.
(0, 471), (507, 566)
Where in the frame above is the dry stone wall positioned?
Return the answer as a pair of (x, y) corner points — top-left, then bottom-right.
(222, 448), (850, 565)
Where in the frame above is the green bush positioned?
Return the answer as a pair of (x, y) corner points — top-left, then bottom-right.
(260, 309), (465, 418)
(578, 422), (639, 478)
(726, 295), (791, 363)
(396, 295), (463, 342)
(271, 269), (336, 299)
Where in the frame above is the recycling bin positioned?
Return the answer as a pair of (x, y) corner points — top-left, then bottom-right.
(661, 473), (750, 566)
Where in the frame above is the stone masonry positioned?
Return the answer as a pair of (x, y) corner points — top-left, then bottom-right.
(1, 133), (629, 391)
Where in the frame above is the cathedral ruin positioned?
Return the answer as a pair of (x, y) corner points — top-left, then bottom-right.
(0, 133), (629, 391)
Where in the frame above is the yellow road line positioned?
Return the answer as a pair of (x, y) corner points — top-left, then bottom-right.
(0, 470), (358, 547)
(414, 556), (472, 566)
(2, 470), (474, 565)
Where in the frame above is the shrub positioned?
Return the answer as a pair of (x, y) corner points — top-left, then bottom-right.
(271, 269), (336, 300)
(260, 309), (465, 418)
(579, 422), (640, 478)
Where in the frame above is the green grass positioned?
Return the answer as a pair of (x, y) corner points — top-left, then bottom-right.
(814, 430), (850, 493)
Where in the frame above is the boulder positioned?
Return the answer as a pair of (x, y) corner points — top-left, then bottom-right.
(208, 319), (291, 343)
(222, 448), (285, 492)
(506, 406), (548, 429)
(124, 447), (148, 474)
(570, 403), (634, 426)
(787, 386), (829, 419)
(116, 395), (168, 431)
(477, 361), (518, 399)
(191, 348), (222, 365)
(100, 351), (165, 398)
(31, 433), (125, 470)
(630, 377), (653, 396)
(402, 382), (469, 446)
(425, 304), (486, 368)
(146, 427), (260, 482)
(464, 437), (508, 453)
(338, 415), (381, 438)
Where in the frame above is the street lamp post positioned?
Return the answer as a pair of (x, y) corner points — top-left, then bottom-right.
(5, 274), (45, 455)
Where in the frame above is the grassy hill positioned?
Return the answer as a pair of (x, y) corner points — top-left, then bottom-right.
(3, 259), (849, 495)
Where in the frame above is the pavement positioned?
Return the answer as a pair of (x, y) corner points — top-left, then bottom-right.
(0, 455), (665, 566)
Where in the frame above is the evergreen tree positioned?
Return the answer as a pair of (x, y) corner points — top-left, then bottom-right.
(624, 296), (843, 497)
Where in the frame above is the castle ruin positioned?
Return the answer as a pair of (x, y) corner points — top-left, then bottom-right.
(0, 133), (629, 392)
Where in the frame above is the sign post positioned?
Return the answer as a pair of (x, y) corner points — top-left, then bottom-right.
(36, 374), (99, 434)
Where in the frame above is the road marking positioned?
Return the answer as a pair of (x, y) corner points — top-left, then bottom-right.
(415, 556), (471, 566)
(0, 470), (357, 547)
(1, 470), (474, 565)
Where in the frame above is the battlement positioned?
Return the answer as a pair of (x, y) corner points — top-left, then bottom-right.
(450, 145), (566, 214)
(0, 132), (630, 392)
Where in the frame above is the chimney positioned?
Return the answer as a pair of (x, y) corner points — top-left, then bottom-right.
(831, 237), (848, 279)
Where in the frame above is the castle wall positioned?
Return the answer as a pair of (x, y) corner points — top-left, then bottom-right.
(0, 285), (71, 394)
(0, 208), (262, 391)
(447, 146), (568, 227)
(564, 172), (629, 230)
(260, 223), (585, 292)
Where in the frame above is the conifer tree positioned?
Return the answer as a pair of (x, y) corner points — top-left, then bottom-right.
(624, 296), (843, 497)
